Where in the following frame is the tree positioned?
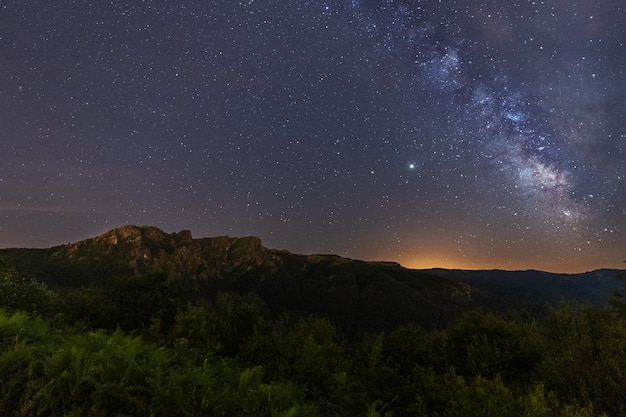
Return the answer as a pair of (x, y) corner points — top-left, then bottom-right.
(413, 367), (516, 417)
(0, 268), (59, 315)
(442, 310), (543, 382)
(169, 292), (268, 355)
(538, 302), (626, 416)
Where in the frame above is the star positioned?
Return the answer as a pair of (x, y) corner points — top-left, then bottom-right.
(0, 0), (623, 272)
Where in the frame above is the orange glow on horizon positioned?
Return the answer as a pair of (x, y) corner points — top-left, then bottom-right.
(398, 255), (613, 274)
(402, 258), (465, 271)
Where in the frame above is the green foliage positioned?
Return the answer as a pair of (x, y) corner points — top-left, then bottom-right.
(0, 310), (306, 417)
(169, 292), (269, 354)
(412, 367), (516, 417)
(0, 268), (60, 315)
(518, 383), (559, 417)
(242, 316), (347, 395)
(284, 316), (347, 387)
(2, 278), (625, 417)
(168, 303), (223, 351)
(346, 333), (415, 414)
(366, 397), (397, 417)
(61, 273), (180, 332)
(384, 324), (443, 375)
(442, 310), (544, 381)
(537, 302), (626, 416)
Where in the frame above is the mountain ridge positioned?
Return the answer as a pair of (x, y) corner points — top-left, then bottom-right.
(0, 226), (491, 334)
(47, 225), (282, 285)
(1, 225), (624, 336)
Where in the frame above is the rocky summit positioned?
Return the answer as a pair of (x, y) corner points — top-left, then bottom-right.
(1, 225), (623, 336)
(49, 225), (282, 284)
(1, 225), (494, 335)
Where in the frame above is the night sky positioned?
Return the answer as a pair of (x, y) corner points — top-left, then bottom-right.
(1, 1), (624, 273)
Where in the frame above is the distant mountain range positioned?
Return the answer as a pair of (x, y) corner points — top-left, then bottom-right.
(1, 225), (623, 336)
(424, 268), (624, 306)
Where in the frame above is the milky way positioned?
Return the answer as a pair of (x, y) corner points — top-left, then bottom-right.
(0, 0), (624, 272)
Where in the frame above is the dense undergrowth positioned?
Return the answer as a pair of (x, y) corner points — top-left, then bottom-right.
(1, 266), (625, 416)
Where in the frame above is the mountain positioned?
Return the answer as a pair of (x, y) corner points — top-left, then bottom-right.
(423, 268), (625, 306)
(47, 225), (282, 286)
(1, 225), (623, 337)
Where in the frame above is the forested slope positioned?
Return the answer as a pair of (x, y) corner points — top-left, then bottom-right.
(1, 226), (624, 416)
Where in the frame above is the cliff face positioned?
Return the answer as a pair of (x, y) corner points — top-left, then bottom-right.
(3, 225), (622, 337)
(4, 225), (568, 335)
(39, 225), (488, 333)
(49, 225), (282, 284)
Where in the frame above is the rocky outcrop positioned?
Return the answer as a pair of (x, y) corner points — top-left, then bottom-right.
(3, 225), (564, 335)
(50, 225), (281, 284)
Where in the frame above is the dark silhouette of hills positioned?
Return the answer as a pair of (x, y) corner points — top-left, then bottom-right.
(424, 268), (625, 306)
(0, 225), (623, 337)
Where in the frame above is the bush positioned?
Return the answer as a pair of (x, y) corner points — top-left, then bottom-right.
(0, 268), (60, 315)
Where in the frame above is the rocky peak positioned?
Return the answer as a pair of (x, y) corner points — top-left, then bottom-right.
(54, 226), (188, 257)
(95, 225), (192, 249)
(50, 225), (281, 283)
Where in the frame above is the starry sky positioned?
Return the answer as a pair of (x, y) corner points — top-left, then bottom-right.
(1, 0), (624, 273)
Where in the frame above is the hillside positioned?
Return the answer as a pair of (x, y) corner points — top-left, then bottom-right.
(424, 268), (625, 306)
(0, 226), (490, 335)
(0, 225), (623, 336)
(2, 226), (626, 416)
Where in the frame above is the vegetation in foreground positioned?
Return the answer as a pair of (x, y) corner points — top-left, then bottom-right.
(1, 266), (625, 416)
